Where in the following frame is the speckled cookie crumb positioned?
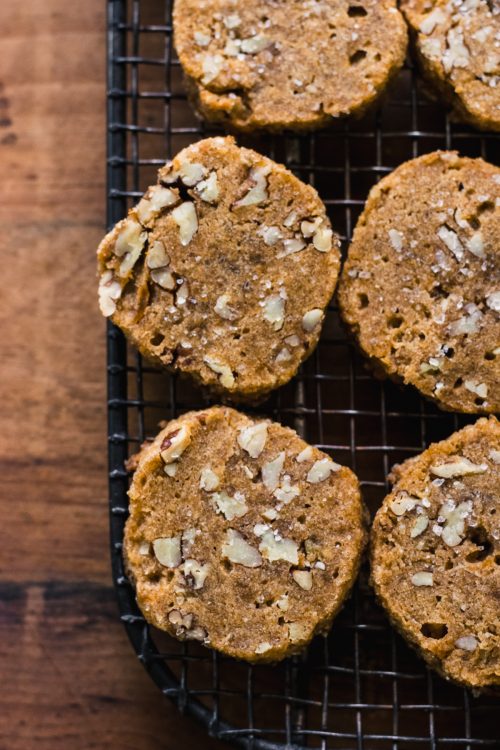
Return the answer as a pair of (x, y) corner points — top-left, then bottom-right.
(402, 0), (500, 132)
(123, 406), (367, 663)
(97, 136), (340, 401)
(371, 417), (500, 690)
(173, 0), (407, 132)
(338, 150), (500, 414)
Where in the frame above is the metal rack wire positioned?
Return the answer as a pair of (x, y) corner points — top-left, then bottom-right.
(106, 1), (500, 747)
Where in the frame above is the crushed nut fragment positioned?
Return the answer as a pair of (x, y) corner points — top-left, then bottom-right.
(195, 171), (220, 203)
(222, 529), (262, 567)
(276, 594), (289, 611)
(98, 271), (122, 317)
(302, 309), (324, 332)
(182, 559), (210, 590)
(201, 54), (223, 84)
(223, 13), (241, 29)
(292, 570), (313, 591)
(233, 164), (271, 208)
(430, 458), (488, 478)
(199, 467), (220, 491)
(455, 635), (478, 651)
(181, 528), (197, 557)
(306, 458), (340, 484)
(211, 490), (248, 520)
(275, 347), (292, 363)
(419, 7), (446, 35)
(153, 536), (182, 568)
(171, 202), (198, 246)
(410, 514), (429, 538)
(262, 507), (278, 521)
(312, 225), (333, 253)
(185, 625), (208, 642)
(136, 185), (178, 224)
(300, 217), (322, 238)
(437, 225), (464, 261)
(151, 267), (176, 290)
(214, 293), (239, 321)
(390, 494), (418, 516)
(203, 356), (235, 388)
(464, 380), (488, 399)
(296, 446), (314, 463)
(288, 622), (308, 642)
(283, 210), (298, 228)
(263, 294), (285, 331)
(486, 291), (500, 312)
(411, 571), (433, 586)
(258, 225), (283, 246)
(259, 530), (299, 564)
(439, 499), (472, 547)
(114, 218), (147, 259)
(240, 35), (270, 54)
(262, 452), (286, 492)
(255, 642), (272, 654)
(194, 31), (211, 47)
(160, 425), (191, 464)
(238, 422), (268, 458)
(466, 232), (485, 259)
(147, 240), (169, 269)
(273, 477), (300, 504)
(388, 228), (404, 252)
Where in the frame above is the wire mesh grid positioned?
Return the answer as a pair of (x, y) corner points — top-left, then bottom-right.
(106, 1), (499, 748)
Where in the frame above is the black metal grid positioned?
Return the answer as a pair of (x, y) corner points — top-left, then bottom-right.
(106, 1), (500, 748)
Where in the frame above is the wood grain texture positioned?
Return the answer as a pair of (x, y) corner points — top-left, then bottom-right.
(0, 1), (223, 747)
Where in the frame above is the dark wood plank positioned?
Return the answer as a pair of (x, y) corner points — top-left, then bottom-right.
(0, 581), (223, 750)
(0, 2), (224, 747)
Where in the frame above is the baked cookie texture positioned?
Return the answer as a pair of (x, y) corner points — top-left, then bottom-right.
(371, 417), (500, 690)
(401, 0), (500, 131)
(124, 406), (367, 663)
(97, 137), (340, 401)
(338, 151), (500, 414)
(173, 0), (408, 132)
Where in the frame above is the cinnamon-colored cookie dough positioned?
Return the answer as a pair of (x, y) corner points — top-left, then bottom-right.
(97, 137), (340, 400)
(338, 151), (500, 414)
(124, 406), (367, 663)
(173, 0), (407, 131)
(402, 0), (500, 131)
(371, 417), (500, 690)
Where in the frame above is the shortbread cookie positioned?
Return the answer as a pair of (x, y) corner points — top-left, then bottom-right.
(97, 137), (340, 400)
(401, 0), (500, 131)
(371, 417), (500, 689)
(338, 151), (500, 414)
(123, 406), (367, 663)
(173, 0), (407, 131)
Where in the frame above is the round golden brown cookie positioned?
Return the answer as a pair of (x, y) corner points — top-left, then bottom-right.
(97, 136), (340, 401)
(371, 417), (500, 690)
(123, 406), (367, 663)
(173, 0), (408, 132)
(401, 0), (500, 131)
(338, 151), (500, 414)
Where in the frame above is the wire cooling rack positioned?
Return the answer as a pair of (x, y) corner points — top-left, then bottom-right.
(106, 1), (500, 747)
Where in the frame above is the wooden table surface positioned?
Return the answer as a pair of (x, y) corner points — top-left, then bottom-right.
(0, 2), (224, 747)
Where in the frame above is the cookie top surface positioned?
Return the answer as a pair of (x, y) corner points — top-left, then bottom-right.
(123, 406), (366, 662)
(173, 0), (407, 131)
(338, 151), (500, 414)
(97, 137), (340, 400)
(401, 0), (500, 131)
(371, 417), (500, 689)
